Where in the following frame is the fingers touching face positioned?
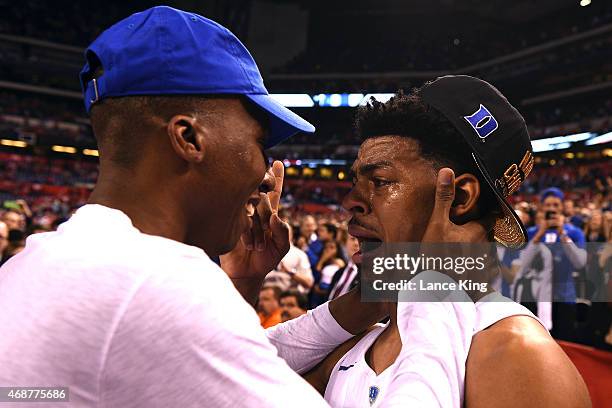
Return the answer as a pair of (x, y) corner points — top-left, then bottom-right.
(343, 136), (488, 243)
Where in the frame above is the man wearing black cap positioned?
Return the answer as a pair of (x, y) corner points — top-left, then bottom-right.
(302, 78), (590, 407)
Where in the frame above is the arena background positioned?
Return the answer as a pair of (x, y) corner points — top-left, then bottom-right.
(0, 0), (611, 404)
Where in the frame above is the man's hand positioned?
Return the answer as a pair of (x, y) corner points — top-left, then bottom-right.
(421, 168), (495, 244)
(221, 161), (291, 304)
(419, 168), (497, 300)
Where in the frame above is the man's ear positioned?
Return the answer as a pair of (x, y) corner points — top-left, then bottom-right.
(167, 115), (206, 163)
(449, 173), (480, 224)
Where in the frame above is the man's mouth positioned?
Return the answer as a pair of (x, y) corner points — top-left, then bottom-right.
(347, 222), (383, 253)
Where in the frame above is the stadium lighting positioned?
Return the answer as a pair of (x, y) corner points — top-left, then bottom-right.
(585, 131), (612, 146)
(268, 94), (314, 108)
(0, 139), (27, 148)
(51, 145), (77, 154)
(83, 149), (99, 157)
(580, 0), (591, 6)
(531, 132), (595, 152)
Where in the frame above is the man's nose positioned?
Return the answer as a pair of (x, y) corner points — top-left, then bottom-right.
(258, 166), (276, 194)
(342, 186), (368, 215)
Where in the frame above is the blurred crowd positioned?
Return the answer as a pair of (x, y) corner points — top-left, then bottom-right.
(2, 160), (608, 349)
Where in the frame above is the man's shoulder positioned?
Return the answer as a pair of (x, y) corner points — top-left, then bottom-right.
(466, 315), (591, 407)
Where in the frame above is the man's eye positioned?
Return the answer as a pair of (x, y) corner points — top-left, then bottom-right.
(372, 178), (390, 188)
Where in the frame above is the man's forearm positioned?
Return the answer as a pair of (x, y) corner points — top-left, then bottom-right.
(560, 237), (587, 269)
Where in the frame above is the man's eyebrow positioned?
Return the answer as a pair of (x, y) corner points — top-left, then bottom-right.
(351, 160), (394, 175)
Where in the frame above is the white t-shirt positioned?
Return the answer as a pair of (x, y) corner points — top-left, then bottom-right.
(264, 245), (313, 293)
(0, 205), (351, 407)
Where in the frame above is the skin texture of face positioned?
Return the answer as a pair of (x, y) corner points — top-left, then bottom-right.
(343, 136), (437, 244)
(280, 295), (306, 322)
(258, 288), (279, 316)
(176, 99), (271, 255)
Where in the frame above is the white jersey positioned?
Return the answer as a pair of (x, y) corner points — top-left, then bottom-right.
(0, 204), (351, 408)
(324, 293), (544, 408)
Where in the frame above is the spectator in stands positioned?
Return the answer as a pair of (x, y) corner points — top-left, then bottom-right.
(257, 286), (283, 329)
(312, 240), (346, 302)
(1, 209), (24, 232)
(299, 215), (318, 245)
(565, 198), (585, 229)
(317, 222), (337, 244)
(264, 223), (314, 294)
(585, 210), (607, 242)
(0, 221), (8, 265)
(279, 290), (308, 322)
(528, 187), (587, 341)
(300, 215), (323, 276)
(328, 234), (360, 300)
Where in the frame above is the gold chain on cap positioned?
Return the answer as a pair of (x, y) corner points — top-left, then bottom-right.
(495, 150), (534, 197)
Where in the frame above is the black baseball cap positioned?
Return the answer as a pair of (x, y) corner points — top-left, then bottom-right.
(421, 75), (534, 248)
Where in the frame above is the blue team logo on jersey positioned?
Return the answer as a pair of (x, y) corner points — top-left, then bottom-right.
(368, 386), (379, 406)
(463, 104), (498, 139)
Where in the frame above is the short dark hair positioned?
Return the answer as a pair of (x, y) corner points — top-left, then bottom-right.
(90, 94), (268, 168)
(355, 86), (499, 216)
(322, 222), (338, 240)
(89, 95), (214, 168)
(279, 290), (309, 310)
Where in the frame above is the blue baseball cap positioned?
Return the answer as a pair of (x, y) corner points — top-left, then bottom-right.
(79, 6), (314, 148)
(540, 187), (564, 202)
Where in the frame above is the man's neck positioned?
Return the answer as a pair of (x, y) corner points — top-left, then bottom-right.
(89, 168), (187, 244)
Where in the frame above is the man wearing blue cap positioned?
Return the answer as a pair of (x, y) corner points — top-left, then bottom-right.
(0, 6), (477, 407)
(527, 187), (586, 340)
(0, 4), (361, 405)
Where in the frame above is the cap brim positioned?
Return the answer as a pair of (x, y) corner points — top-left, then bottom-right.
(245, 94), (315, 149)
(471, 153), (528, 249)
